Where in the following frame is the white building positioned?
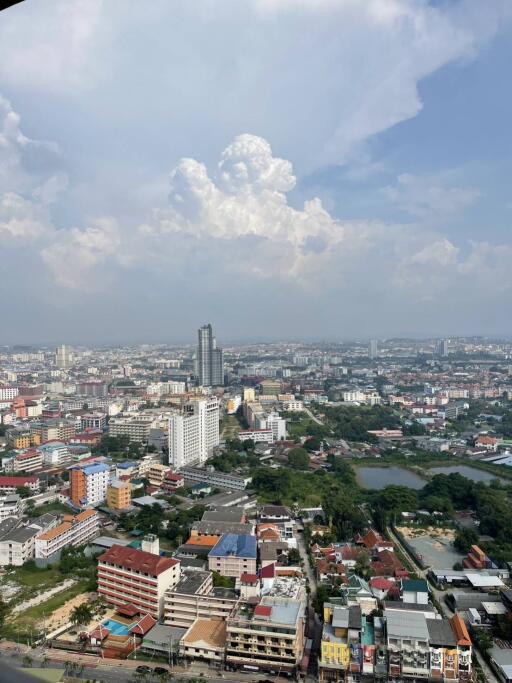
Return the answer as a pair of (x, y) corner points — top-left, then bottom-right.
(169, 396), (220, 469)
(0, 494), (22, 521)
(0, 386), (18, 400)
(266, 412), (287, 442)
(35, 509), (100, 564)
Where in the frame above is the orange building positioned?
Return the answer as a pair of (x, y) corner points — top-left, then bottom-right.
(70, 467), (86, 507)
(106, 479), (132, 510)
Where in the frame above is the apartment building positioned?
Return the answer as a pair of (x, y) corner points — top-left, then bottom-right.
(238, 428), (274, 444)
(106, 479), (131, 511)
(0, 525), (39, 566)
(35, 509), (100, 564)
(208, 534), (257, 578)
(0, 476), (39, 495)
(164, 570), (238, 628)
(41, 418), (76, 442)
(108, 414), (155, 442)
(97, 544), (181, 618)
(0, 494), (22, 521)
(6, 430), (41, 449)
(387, 610), (430, 679)
(80, 412), (107, 430)
(148, 463), (170, 488)
(38, 441), (70, 466)
(226, 596), (306, 675)
(169, 396), (220, 469)
(69, 462), (110, 507)
(180, 467), (251, 491)
(4, 448), (43, 473)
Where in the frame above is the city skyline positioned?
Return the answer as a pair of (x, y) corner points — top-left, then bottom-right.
(1, 1), (512, 341)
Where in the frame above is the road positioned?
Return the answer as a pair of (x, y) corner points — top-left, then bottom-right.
(387, 525), (500, 683)
(295, 524), (317, 597)
(304, 407), (323, 427)
(0, 643), (300, 683)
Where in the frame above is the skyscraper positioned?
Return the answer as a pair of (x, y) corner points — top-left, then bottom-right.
(55, 344), (73, 369)
(368, 339), (378, 360)
(435, 339), (449, 357)
(197, 324), (224, 386)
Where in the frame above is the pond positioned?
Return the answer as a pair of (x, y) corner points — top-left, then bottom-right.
(428, 465), (505, 483)
(355, 466), (426, 490)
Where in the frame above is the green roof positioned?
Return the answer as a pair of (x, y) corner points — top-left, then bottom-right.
(402, 579), (428, 592)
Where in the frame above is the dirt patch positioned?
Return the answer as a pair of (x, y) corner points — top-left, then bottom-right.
(45, 592), (94, 632)
(397, 526), (456, 541)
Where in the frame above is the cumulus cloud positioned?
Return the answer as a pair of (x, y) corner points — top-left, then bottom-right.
(41, 218), (121, 289)
(0, 96), (65, 243)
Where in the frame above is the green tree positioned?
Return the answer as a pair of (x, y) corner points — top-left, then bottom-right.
(304, 436), (322, 452)
(70, 602), (93, 627)
(453, 527), (479, 553)
(0, 598), (8, 629)
(355, 550), (373, 580)
(16, 485), (32, 498)
(288, 447), (310, 470)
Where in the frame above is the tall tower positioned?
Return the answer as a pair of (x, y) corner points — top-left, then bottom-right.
(435, 339), (449, 357)
(197, 324), (224, 387)
(368, 339), (378, 360)
(55, 344), (73, 370)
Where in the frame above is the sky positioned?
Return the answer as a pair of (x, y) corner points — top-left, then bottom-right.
(1, 0), (512, 344)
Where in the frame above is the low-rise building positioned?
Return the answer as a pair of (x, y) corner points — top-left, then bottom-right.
(0, 476), (39, 495)
(226, 597), (306, 675)
(35, 509), (100, 564)
(181, 618), (227, 663)
(106, 479), (131, 511)
(164, 570), (238, 629)
(180, 467), (251, 491)
(208, 534), (257, 578)
(0, 493), (22, 521)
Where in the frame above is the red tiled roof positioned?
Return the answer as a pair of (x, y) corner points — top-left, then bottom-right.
(371, 577), (394, 590)
(98, 544), (180, 576)
(130, 613), (156, 635)
(254, 605), (272, 618)
(240, 573), (258, 584)
(260, 563), (275, 579)
(0, 476), (38, 486)
(116, 603), (139, 617)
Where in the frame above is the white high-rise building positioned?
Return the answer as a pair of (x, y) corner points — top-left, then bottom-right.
(368, 339), (378, 359)
(55, 344), (74, 370)
(169, 396), (220, 469)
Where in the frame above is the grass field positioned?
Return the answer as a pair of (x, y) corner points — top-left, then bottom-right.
(31, 502), (74, 516)
(221, 414), (241, 439)
(3, 580), (90, 641)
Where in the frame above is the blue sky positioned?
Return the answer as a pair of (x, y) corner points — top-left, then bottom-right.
(0, 0), (511, 343)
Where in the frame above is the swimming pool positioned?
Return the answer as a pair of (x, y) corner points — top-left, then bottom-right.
(102, 618), (131, 636)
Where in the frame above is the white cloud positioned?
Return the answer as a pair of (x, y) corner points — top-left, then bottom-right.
(382, 172), (481, 220)
(41, 218), (121, 289)
(0, 96), (65, 243)
(0, 0), (104, 92)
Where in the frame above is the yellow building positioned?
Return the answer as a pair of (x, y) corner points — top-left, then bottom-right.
(243, 387), (255, 402)
(106, 479), (131, 510)
(319, 603), (357, 682)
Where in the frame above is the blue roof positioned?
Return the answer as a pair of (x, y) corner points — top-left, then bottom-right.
(117, 461), (137, 469)
(81, 463), (110, 475)
(209, 533), (257, 559)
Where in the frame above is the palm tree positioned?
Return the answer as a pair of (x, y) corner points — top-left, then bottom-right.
(71, 603), (93, 628)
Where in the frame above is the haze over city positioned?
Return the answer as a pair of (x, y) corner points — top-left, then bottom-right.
(1, 1), (512, 343)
